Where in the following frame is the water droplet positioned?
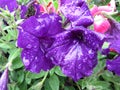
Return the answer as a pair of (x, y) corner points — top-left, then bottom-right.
(23, 57), (30, 66)
(78, 64), (81, 69)
(35, 57), (38, 60)
(26, 44), (32, 48)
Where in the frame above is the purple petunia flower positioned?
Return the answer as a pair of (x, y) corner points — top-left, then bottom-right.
(46, 26), (104, 81)
(17, 0), (105, 81)
(105, 19), (120, 53)
(20, 5), (28, 19)
(60, 0), (93, 27)
(105, 19), (120, 74)
(107, 56), (120, 75)
(0, 0), (18, 12)
(0, 68), (8, 90)
(17, 13), (63, 73)
(20, 2), (42, 19)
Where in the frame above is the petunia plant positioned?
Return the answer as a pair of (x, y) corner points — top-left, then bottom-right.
(0, 0), (120, 90)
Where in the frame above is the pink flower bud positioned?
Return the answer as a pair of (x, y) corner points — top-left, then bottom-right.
(94, 15), (110, 33)
(91, 0), (116, 33)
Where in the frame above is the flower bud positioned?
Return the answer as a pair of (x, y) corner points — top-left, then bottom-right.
(0, 69), (8, 90)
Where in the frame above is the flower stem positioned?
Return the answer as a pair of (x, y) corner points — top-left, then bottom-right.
(35, 71), (49, 90)
(41, 71), (48, 84)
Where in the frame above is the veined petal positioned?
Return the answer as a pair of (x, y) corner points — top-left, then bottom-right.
(21, 48), (54, 73)
(0, 0), (18, 12)
(0, 69), (8, 90)
(60, 0), (93, 27)
(17, 28), (39, 49)
(47, 26), (104, 81)
(105, 19), (120, 53)
(60, 0), (84, 5)
(17, 27), (54, 73)
(107, 56), (120, 75)
(20, 13), (63, 37)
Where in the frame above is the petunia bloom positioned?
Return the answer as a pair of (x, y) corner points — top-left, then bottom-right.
(60, 0), (93, 28)
(105, 19), (120, 53)
(46, 26), (105, 81)
(91, 0), (116, 33)
(17, 13), (63, 73)
(107, 56), (120, 75)
(0, 68), (8, 90)
(17, 0), (105, 81)
(20, 2), (41, 19)
(0, 0), (18, 12)
(104, 19), (120, 75)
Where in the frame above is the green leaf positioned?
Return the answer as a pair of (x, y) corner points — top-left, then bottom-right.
(48, 74), (60, 90)
(44, 79), (52, 90)
(10, 70), (24, 84)
(25, 77), (31, 84)
(8, 84), (20, 90)
(93, 0), (110, 5)
(28, 81), (43, 90)
(26, 70), (45, 79)
(0, 43), (11, 49)
(11, 57), (23, 70)
(87, 81), (111, 90)
(53, 1), (58, 10)
(112, 14), (120, 22)
(18, 81), (27, 90)
(114, 84), (120, 90)
(43, 73), (60, 90)
(55, 67), (65, 77)
(8, 48), (20, 62)
(49, 67), (56, 76)
(64, 86), (75, 90)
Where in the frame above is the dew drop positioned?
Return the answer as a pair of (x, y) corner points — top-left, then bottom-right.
(23, 57), (30, 66)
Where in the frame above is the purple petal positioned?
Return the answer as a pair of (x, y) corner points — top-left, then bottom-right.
(20, 5), (28, 19)
(21, 48), (54, 73)
(105, 19), (120, 53)
(47, 26), (104, 81)
(60, 0), (93, 27)
(110, 39), (120, 53)
(17, 28), (54, 73)
(107, 56), (120, 75)
(60, 0), (84, 5)
(20, 13), (63, 37)
(0, 69), (8, 90)
(33, 3), (41, 17)
(17, 28), (39, 49)
(20, 3), (42, 19)
(0, 0), (18, 12)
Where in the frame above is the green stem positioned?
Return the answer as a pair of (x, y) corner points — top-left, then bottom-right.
(41, 71), (48, 84)
(76, 82), (82, 90)
(96, 67), (106, 76)
(34, 71), (48, 90)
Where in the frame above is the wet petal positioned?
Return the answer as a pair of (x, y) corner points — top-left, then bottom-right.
(107, 56), (120, 75)
(105, 19), (120, 53)
(20, 5), (28, 19)
(47, 27), (104, 81)
(17, 28), (39, 49)
(21, 48), (54, 73)
(17, 28), (54, 73)
(109, 39), (120, 53)
(60, 0), (93, 27)
(60, 0), (84, 5)
(20, 13), (63, 37)
(0, 0), (18, 12)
